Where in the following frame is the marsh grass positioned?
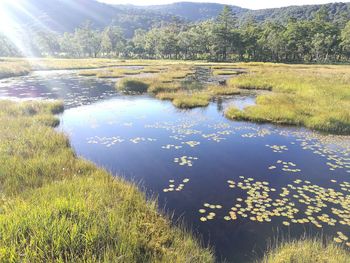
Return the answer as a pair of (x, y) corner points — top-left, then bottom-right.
(212, 70), (240, 76)
(261, 238), (350, 263)
(172, 93), (211, 109)
(0, 100), (214, 262)
(208, 85), (241, 96)
(226, 64), (350, 134)
(116, 78), (150, 93)
(0, 59), (31, 79)
(77, 70), (98, 76)
(147, 81), (182, 94)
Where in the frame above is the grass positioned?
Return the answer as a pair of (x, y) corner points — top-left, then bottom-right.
(0, 100), (214, 262)
(226, 63), (350, 135)
(212, 70), (240, 76)
(207, 85), (241, 95)
(117, 64), (244, 109)
(147, 79), (182, 94)
(172, 93), (211, 109)
(116, 78), (150, 93)
(0, 58), (31, 79)
(5, 58), (348, 134)
(260, 238), (350, 263)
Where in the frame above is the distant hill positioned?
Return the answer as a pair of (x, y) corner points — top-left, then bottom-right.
(133, 2), (248, 21)
(3, 0), (179, 37)
(119, 1), (350, 25)
(3, 0), (350, 37)
(241, 2), (350, 25)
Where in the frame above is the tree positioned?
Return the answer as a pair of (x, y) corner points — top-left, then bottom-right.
(213, 6), (237, 61)
(341, 21), (350, 60)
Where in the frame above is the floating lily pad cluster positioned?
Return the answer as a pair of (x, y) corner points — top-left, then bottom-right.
(199, 203), (223, 222)
(87, 136), (124, 147)
(296, 137), (350, 173)
(86, 135), (157, 147)
(129, 137), (157, 144)
(198, 176), (350, 245)
(182, 141), (201, 148)
(202, 133), (226, 142)
(334, 231), (350, 246)
(266, 144), (289, 153)
(241, 129), (271, 138)
(162, 144), (182, 150)
(269, 160), (301, 173)
(163, 178), (190, 192)
(174, 156), (198, 167)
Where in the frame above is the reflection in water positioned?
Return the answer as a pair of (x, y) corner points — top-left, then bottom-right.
(0, 70), (119, 108)
(1, 71), (350, 262)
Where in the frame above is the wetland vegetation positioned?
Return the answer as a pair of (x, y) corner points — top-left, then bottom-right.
(1, 1), (350, 262)
(225, 63), (350, 134)
(0, 57), (349, 262)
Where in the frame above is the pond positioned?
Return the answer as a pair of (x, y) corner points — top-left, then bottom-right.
(1, 69), (349, 262)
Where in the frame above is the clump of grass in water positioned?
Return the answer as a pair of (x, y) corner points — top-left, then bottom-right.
(207, 85), (240, 95)
(173, 93), (211, 109)
(0, 100), (215, 262)
(116, 78), (150, 93)
(156, 91), (211, 109)
(226, 64), (350, 135)
(260, 238), (350, 263)
(212, 70), (240, 76)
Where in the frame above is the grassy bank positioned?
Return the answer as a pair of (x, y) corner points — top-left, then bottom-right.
(226, 63), (350, 135)
(0, 58), (31, 79)
(261, 238), (350, 263)
(0, 100), (214, 262)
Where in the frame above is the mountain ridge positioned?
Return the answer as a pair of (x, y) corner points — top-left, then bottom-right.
(2, 0), (350, 37)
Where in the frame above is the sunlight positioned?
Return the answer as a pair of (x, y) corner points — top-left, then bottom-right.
(0, 1), (33, 57)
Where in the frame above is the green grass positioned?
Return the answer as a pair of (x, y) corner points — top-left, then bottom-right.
(226, 64), (350, 135)
(78, 70), (98, 76)
(207, 85), (241, 95)
(116, 78), (150, 93)
(212, 70), (240, 76)
(147, 80), (182, 94)
(6, 58), (348, 134)
(260, 238), (350, 263)
(0, 59), (31, 79)
(0, 100), (214, 262)
(173, 95), (210, 109)
(156, 92), (211, 109)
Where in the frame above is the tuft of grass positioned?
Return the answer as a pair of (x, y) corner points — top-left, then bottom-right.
(155, 92), (179, 101)
(260, 238), (350, 263)
(212, 70), (240, 76)
(0, 59), (31, 79)
(147, 80), (182, 94)
(208, 85), (241, 95)
(226, 64), (350, 134)
(172, 93), (211, 109)
(116, 78), (150, 93)
(0, 100), (215, 262)
(96, 71), (124, 78)
(228, 74), (273, 90)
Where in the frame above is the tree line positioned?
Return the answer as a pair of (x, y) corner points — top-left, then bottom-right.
(1, 6), (350, 63)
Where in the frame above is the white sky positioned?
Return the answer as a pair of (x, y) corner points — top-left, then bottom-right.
(98, 0), (338, 10)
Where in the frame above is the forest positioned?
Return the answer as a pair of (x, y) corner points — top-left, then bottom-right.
(1, 6), (350, 63)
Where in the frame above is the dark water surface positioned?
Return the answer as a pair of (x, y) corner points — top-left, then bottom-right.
(1, 71), (349, 262)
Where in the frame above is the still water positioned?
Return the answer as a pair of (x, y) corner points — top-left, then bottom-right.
(1, 70), (349, 262)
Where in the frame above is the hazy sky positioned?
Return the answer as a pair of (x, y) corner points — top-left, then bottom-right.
(99, 0), (337, 10)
